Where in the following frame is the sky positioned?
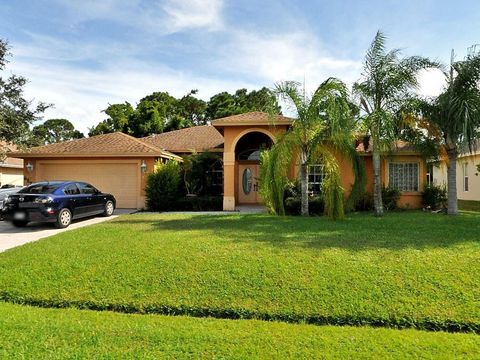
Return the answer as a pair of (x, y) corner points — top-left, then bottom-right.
(1, 0), (479, 133)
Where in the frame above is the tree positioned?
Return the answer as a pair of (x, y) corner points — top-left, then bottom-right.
(420, 52), (480, 215)
(0, 38), (49, 147)
(261, 79), (362, 218)
(205, 87), (280, 120)
(32, 119), (84, 145)
(88, 102), (135, 136)
(353, 31), (437, 216)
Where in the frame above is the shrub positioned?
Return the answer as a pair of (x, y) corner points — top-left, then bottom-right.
(182, 152), (223, 196)
(382, 186), (401, 211)
(422, 184), (447, 210)
(284, 196), (325, 216)
(145, 161), (181, 211)
(354, 192), (374, 212)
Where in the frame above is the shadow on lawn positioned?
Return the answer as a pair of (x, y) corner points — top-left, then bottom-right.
(113, 211), (480, 251)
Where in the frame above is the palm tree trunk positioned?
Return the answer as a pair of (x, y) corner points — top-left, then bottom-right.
(372, 140), (384, 217)
(300, 151), (309, 216)
(447, 148), (458, 215)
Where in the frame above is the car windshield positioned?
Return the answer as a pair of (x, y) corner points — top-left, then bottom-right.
(19, 183), (61, 194)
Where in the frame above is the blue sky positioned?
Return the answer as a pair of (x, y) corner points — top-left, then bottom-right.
(1, 0), (479, 133)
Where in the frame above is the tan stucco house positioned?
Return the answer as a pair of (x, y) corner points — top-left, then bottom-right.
(1, 141), (24, 187)
(10, 111), (428, 210)
(432, 142), (480, 202)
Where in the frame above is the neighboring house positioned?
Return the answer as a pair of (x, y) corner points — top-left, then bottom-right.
(0, 141), (24, 187)
(432, 143), (480, 202)
(9, 111), (428, 210)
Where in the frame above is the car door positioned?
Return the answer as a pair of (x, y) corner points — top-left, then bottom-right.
(77, 182), (103, 215)
(63, 183), (85, 217)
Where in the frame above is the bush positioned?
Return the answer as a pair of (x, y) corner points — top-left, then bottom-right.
(422, 184), (447, 210)
(284, 196), (325, 216)
(145, 161), (182, 211)
(354, 192), (374, 212)
(182, 152), (223, 196)
(382, 186), (401, 211)
(176, 196), (223, 211)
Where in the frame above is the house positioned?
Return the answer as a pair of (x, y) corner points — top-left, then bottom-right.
(432, 142), (480, 202)
(9, 111), (428, 210)
(0, 141), (24, 187)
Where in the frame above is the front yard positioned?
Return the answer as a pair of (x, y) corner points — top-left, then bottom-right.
(0, 211), (479, 357)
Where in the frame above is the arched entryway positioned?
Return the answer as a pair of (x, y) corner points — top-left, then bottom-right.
(234, 131), (274, 204)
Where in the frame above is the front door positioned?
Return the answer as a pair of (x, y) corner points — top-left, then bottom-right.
(238, 164), (261, 204)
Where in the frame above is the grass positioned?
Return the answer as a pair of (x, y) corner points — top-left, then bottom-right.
(459, 200), (480, 212)
(1, 302), (478, 359)
(0, 212), (479, 332)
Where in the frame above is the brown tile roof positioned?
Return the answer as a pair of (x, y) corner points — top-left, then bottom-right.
(8, 132), (181, 160)
(356, 137), (418, 154)
(1, 141), (23, 168)
(211, 111), (294, 126)
(142, 125), (224, 153)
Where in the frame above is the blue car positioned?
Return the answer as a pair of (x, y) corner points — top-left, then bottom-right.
(2, 181), (116, 228)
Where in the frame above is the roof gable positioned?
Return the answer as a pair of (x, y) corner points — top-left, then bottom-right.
(211, 111), (294, 126)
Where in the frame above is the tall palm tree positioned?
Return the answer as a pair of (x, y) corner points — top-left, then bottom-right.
(354, 31), (437, 216)
(421, 52), (480, 215)
(261, 78), (362, 218)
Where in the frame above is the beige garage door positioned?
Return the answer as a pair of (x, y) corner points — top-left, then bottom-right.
(38, 162), (139, 208)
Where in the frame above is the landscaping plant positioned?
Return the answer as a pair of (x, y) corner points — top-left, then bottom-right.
(145, 160), (181, 211)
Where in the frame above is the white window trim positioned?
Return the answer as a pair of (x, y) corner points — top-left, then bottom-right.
(463, 162), (469, 192)
(387, 162), (420, 193)
(307, 164), (325, 196)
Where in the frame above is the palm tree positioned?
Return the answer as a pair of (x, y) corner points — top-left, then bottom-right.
(354, 31), (438, 216)
(260, 78), (362, 218)
(421, 52), (480, 215)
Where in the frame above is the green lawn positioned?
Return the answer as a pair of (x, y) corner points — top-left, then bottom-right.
(1, 302), (478, 359)
(459, 200), (480, 212)
(0, 212), (478, 332)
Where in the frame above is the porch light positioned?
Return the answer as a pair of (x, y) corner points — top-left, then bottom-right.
(140, 160), (147, 173)
(26, 162), (34, 172)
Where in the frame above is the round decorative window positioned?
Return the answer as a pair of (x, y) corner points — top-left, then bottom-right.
(242, 168), (253, 195)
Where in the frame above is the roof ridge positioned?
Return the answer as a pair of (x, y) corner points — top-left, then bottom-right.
(115, 131), (168, 153)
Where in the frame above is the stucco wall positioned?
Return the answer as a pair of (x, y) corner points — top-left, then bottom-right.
(433, 154), (480, 201)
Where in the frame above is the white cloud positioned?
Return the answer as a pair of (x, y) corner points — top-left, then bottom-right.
(162, 0), (223, 32)
(218, 30), (362, 94)
(417, 68), (446, 97)
(52, 0), (223, 34)
(9, 57), (256, 134)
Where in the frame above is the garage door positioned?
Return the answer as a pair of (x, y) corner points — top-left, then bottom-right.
(38, 162), (139, 208)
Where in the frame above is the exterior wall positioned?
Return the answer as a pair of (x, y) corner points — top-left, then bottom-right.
(433, 154), (480, 201)
(21, 157), (156, 209)
(0, 167), (24, 187)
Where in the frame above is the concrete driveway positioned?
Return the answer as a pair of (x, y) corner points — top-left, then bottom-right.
(0, 209), (134, 253)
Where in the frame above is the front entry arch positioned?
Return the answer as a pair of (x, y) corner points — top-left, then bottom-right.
(234, 131), (273, 206)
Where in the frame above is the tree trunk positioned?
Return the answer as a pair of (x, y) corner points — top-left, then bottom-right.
(300, 151), (309, 216)
(372, 140), (384, 217)
(447, 148), (458, 215)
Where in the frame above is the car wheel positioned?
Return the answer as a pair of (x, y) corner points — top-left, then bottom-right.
(12, 220), (28, 227)
(56, 208), (72, 228)
(103, 201), (115, 217)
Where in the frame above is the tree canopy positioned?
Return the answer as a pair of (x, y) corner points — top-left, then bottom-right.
(88, 87), (280, 137)
(0, 38), (49, 146)
(31, 118), (84, 145)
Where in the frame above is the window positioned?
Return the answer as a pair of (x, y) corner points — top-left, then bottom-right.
(388, 163), (419, 192)
(463, 163), (469, 192)
(308, 165), (326, 195)
(426, 163), (434, 186)
(63, 184), (80, 195)
(19, 183), (61, 194)
(77, 183), (98, 195)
